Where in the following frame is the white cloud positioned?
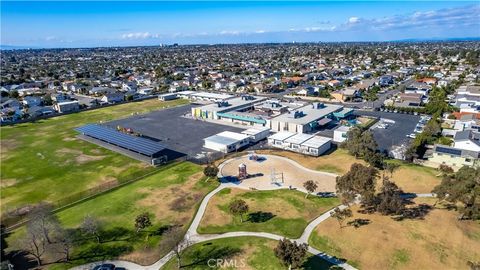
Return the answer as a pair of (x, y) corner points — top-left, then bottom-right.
(348, 17), (359, 24)
(121, 32), (159, 39)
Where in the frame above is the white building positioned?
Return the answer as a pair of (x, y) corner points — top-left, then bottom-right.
(333, 125), (351, 143)
(270, 103), (343, 134)
(54, 100), (79, 113)
(203, 131), (251, 153)
(267, 132), (331, 156)
(241, 127), (271, 142)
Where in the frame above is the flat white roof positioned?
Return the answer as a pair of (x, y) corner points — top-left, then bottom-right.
(198, 96), (267, 113)
(272, 103), (343, 125)
(284, 133), (315, 145)
(242, 127), (270, 136)
(176, 90), (196, 95)
(204, 131), (250, 146)
(57, 100), (79, 105)
(191, 92), (233, 100)
(334, 125), (351, 132)
(301, 136), (331, 148)
(268, 131), (296, 141)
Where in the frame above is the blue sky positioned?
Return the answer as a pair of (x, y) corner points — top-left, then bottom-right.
(1, 1), (479, 48)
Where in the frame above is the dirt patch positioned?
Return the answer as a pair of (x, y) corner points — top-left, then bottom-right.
(1, 178), (17, 188)
(312, 199), (480, 270)
(62, 137), (77, 142)
(0, 139), (19, 157)
(56, 148), (105, 164)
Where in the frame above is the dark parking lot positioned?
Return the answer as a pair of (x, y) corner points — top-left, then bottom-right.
(104, 104), (245, 162)
(354, 110), (420, 152)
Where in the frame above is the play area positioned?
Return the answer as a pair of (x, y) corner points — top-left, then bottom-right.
(219, 153), (337, 192)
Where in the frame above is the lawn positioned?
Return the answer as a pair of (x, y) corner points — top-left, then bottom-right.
(309, 198), (480, 270)
(6, 161), (220, 269)
(385, 160), (441, 194)
(197, 188), (340, 238)
(0, 98), (189, 214)
(161, 236), (334, 270)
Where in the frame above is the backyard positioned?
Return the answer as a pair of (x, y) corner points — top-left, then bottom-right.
(0, 98), (188, 214)
(197, 188), (340, 238)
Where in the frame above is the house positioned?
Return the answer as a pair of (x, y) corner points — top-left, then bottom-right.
(52, 93), (70, 102)
(137, 87), (154, 95)
(417, 77), (437, 85)
(331, 88), (359, 102)
(22, 96), (43, 107)
(28, 106), (55, 117)
(379, 75), (394, 87)
(405, 82), (432, 96)
(454, 85), (480, 109)
(452, 130), (480, 152)
(397, 93), (423, 107)
(89, 87), (116, 96)
(427, 144), (480, 170)
(53, 100), (79, 113)
(0, 99), (21, 110)
(101, 92), (125, 103)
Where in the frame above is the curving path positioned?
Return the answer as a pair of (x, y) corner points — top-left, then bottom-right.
(72, 154), (436, 270)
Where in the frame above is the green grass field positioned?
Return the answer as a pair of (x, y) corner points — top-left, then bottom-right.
(198, 189), (340, 238)
(7, 161), (219, 269)
(161, 237), (334, 270)
(0, 98), (188, 214)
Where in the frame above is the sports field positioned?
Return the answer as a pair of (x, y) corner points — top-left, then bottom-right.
(0, 98), (188, 214)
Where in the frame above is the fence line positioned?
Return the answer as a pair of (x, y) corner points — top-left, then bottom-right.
(2, 158), (186, 232)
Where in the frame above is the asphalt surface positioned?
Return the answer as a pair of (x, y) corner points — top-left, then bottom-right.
(104, 104), (245, 162)
(354, 110), (420, 152)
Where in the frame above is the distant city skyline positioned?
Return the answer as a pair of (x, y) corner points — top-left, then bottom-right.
(1, 1), (479, 48)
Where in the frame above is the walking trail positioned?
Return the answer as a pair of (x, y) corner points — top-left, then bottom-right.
(71, 154), (434, 270)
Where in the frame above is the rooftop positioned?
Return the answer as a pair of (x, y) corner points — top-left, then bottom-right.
(301, 136), (331, 148)
(198, 95), (267, 113)
(204, 131), (250, 146)
(284, 133), (315, 144)
(271, 103), (343, 125)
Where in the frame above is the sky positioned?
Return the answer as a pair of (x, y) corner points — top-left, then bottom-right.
(1, 1), (479, 48)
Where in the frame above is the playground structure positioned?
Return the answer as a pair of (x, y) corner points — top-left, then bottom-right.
(220, 154), (337, 191)
(270, 168), (284, 185)
(238, 163), (248, 180)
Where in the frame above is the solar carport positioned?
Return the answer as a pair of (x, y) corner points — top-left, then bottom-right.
(76, 124), (167, 165)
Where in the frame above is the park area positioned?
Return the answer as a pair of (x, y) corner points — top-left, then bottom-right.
(6, 161), (219, 268)
(219, 154), (337, 192)
(257, 149), (441, 193)
(197, 188), (340, 238)
(161, 237), (334, 270)
(0, 98), (188, 216)
(309, 198), (480, 270)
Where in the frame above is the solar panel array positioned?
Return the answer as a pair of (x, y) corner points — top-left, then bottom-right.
(76, 124), (165, 156)
(436, 146), (462, 156)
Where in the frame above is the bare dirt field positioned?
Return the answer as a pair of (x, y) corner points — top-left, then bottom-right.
(220, 154), (337, 192)
(310, 198), (480, 270)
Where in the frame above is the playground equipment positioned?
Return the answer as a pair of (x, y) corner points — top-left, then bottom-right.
(238, 163), (248, 180)
(249, 153), (259, 161)
(270, 168), (284, 185)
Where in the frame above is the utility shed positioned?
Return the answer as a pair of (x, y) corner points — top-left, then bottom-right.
(203, 131), (251, 153)
(241, 127), (271, 142)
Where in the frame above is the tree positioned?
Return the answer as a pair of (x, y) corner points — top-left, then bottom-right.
(376, 178), (405, 215)
(331, 207), (353, 228)
(336, 163), (378, 207)
(162, 226), (189, 269)
(134, 212), (152, 233)
(274, 238), (308, 270)
(21, 219), (47, 266)
(303, 180), (318, 198)
(55, 229), (74, 262)
(203, 165), (219, 180)
(81, 215), (101, 243)
(433, 166), (480, 220)
(1, 225), (8, 262)
(438, 164), (454, 176)
(342, 127), (378, 162)
(27, 203), (60, 245)
(383, 162), (400, 178)
(9, 90), (19, 99)
(229, 199), (249, 222)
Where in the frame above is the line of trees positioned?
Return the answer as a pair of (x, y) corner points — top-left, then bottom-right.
(341, 126), (385, 168)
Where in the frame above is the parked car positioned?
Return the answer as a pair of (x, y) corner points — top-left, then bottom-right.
(93, 264), (115, 270)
